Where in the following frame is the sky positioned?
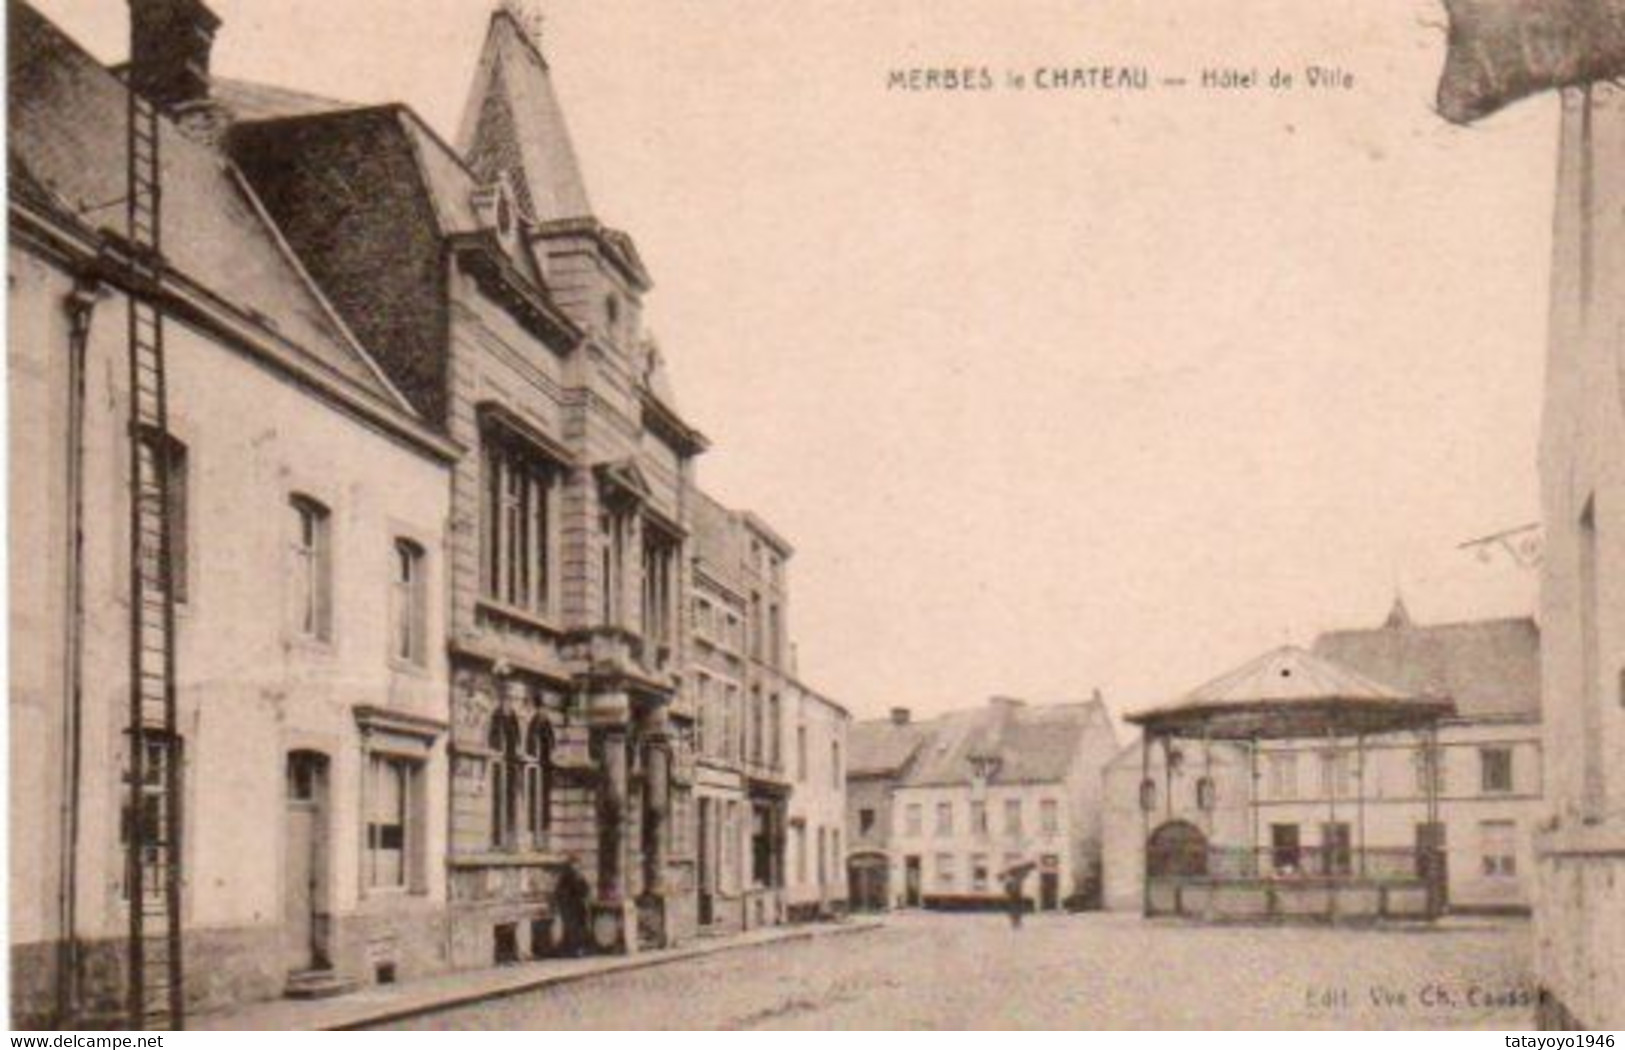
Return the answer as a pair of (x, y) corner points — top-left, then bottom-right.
(29, 0), (1557, 725)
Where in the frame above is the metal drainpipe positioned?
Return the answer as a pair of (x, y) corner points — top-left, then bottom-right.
(57, 278), (101, 1024)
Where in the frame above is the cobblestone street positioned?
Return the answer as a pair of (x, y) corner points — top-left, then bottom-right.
(379, 912), (1534, 1030)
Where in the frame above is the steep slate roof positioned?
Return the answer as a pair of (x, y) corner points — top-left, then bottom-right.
(848, 717), (934, 778)
(456, 9), (592, 224)
(1313, 610), (1541, 721)
(7, 1), (405, 409)
(900, 699), (1115, 788)
(208, 77), (357, 122)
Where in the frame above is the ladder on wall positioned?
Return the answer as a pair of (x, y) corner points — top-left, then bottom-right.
(123, 84), (185, 1032)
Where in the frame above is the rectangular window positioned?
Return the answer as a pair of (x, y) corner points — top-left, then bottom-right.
(695, 675), (711, 756)
(769, 604), (781, 667)
(750, 687), (764, 764)
(971, 801), (988, 835)
(725, 685), (740, 762)
(366, 754), (414, 889)
(641, 528), (678, 646)
(905, 803), (922, 837)
(1004, 798), (1023, 837)
(390, 539), (427, 666)
(1479, 820), (1517, 878)
(795, 822), (807, 884)
(119, 730), (182, 901)
(935, 852), (955, 889)
(1040, 799), (1059, 835)
(1413, 747), (1446, 795)
(1320, 822), (1352, 877)
(859, 808), (876, 835)
(290, 496), (332, 641)
(1268, 753), (1298, 800)
(1319, 751), (1354, 800)
(481, 438), (555, 615)
(598, 510), (629, 627)
(797, 725), (808, 782)
(817, 826), (827, 887)
(751, 805), (773, 888)
(769, 694), (782, 769)
(936, 801), (954, 837)
(831, 740), (842, 789)
(138, 430), (189, 604)
(971, 854), (989, 893)
(1270, 823), (1301, 873)
(750, 593), (763, 660)
(1480, 747), (1514, 794)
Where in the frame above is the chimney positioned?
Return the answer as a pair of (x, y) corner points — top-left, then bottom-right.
(889, 707), (911, 726)
(128, 0), (221, 111)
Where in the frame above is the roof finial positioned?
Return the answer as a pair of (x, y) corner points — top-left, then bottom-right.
(1385, 593), (1413, 629)
(499, 0), (545, 49)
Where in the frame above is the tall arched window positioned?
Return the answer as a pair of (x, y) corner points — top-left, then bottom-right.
(489, 710), (522, 850)
(525, 716), (554, 850)
(289, 495), (332, 641)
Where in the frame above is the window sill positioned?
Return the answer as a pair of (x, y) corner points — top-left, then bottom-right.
(287, 634), (337, 657)
(476, 598), (561, 636)
(450, 851), (566, 869)
(388, 656), (432, 679)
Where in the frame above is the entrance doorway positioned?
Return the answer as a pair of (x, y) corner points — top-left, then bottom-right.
(903, 855), (922, 907)
(1147, 820), (1209, 878)
(1039, 871), (1060, 910)
(847, 855), (889, 912)
(697, 798), (714, 926)
(284, 751), (329, 972)
(1416, 822), (1449, 913)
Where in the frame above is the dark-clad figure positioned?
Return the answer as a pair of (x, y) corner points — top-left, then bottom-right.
(1003, 870), (1026, 930)
(555, 854), (591, 957)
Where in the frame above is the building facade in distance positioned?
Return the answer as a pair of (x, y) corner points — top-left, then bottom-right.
(881, 697), (1119, 912)
(1313, 604), (1543, 913)
(785, 681), (850, 921)
(845, 708), (932, 911)
(686, 492), (799, 932)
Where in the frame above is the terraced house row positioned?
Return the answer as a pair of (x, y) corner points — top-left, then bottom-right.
(7, 0), (846, 1028)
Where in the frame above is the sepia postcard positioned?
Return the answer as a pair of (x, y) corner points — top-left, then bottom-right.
(5, 0), (1624, 1034)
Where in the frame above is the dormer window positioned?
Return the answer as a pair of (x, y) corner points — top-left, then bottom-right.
(496, 194), (512, 237)
(471, 177), (521, 255)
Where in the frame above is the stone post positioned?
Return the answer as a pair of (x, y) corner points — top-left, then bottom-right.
(596, 726), (627, 903)
(586, 690), (638, 953)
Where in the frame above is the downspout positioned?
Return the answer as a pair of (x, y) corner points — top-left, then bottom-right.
(57, 277), (102, 1024)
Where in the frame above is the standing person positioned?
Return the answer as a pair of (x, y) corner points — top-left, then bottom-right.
(555, 854), (591, 957)
(1003, 868), (1026, 930)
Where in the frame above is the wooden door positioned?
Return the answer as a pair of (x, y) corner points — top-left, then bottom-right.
(284, 752), (326, 972)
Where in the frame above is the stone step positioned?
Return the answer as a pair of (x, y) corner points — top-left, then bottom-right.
(284, 969), (358, 1001)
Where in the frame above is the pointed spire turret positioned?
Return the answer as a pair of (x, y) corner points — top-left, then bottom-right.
(457, 5), (593, 225)
(1384, 594), (1413, 630)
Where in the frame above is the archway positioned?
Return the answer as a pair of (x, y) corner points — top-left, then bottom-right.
(1147, 819), (1209, 878)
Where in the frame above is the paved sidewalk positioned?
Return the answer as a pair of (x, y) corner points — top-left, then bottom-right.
(191, 918), (885, 1031)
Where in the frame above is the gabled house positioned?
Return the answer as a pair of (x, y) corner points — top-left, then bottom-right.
(9, 0), (458, 1023)
(857, 697), (1119, 912)
(845, 707), (933, 911)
